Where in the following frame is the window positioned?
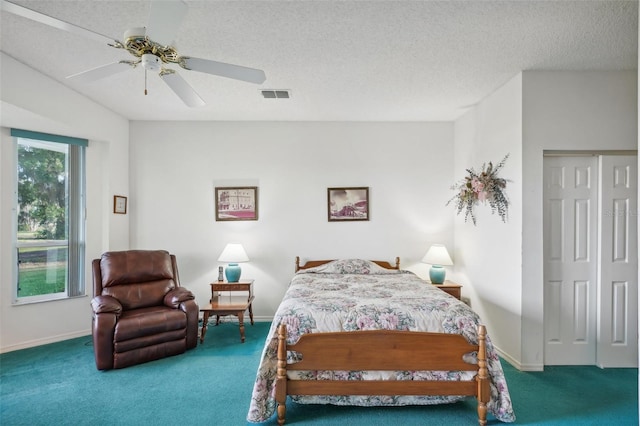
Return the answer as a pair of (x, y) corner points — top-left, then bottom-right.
(12, 129), (86, 304)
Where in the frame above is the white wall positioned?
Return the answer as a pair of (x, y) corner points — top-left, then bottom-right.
(0, 53), (130, 352)
(521, 70), (638, 370)
(453, 70), (637, 371)
(453, 74), (524, 366)
(1, 56), (635, 366)
(129, 121), (454, 316)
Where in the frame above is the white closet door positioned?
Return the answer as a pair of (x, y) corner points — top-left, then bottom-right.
(597, 155), (638, 368)
(544, 156), (598, 365)
(544, 154), (638, 367)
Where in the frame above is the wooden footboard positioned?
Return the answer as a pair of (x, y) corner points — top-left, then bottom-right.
(275, 324), (490, 425)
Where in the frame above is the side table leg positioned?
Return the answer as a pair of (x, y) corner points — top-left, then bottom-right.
(248, 303), (254, 325)
(238, 311), (246, 343)
(200, 311), (210, 344)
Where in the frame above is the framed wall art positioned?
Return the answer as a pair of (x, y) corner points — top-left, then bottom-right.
(113, 195), (127, 214)
(327, 187), (369, 221)
(215, 186), (258, 221)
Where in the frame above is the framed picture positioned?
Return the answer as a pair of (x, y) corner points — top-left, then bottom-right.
(215, 186), (258, 221)
(113, 195), (127, 214)
(327, 187), (369, 221)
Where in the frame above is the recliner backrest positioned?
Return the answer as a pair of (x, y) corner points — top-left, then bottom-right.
(98, 250), (177, 310)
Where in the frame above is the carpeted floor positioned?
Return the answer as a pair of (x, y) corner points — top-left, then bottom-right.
(0, 321), (637, 425)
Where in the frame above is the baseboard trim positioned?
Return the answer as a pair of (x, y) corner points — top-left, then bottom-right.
(492, 343), (543, 372)
(0, 329), (91, 354)
(253, 315), (274, 322)
(518, 363), (544, 371)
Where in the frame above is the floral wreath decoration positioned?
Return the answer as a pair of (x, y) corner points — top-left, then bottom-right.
(447, 154), (510, 225)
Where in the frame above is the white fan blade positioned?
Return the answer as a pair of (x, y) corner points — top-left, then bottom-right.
(160, 71), (205, 108)
(1, 0), (116, 45)
(146, 0), (188, 47)
(181, 57), (266, 84)
(66, 62), (132, 83)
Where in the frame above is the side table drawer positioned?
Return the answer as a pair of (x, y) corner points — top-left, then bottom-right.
(210, 280), (254, 300)
(432, 282), (462, 300)
(214, 283), (251, 292)
(438, 287), (461, 300)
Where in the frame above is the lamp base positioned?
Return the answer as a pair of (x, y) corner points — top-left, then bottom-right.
(225, 263), (241, 283)
(429, 265), (446, 284)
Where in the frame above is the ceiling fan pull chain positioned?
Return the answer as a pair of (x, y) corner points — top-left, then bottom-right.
(144, 68), (148, 95)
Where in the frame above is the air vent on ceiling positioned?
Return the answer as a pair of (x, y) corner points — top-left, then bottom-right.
(261, 89), (290, 99)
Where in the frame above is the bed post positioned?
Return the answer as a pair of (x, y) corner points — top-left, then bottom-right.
(394, 257), (400, 269)
(295, 257), (301, 273)
(276, 324), (288, 425)
(476, 324), (489, 426)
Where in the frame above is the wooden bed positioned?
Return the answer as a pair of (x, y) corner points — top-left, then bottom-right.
(247, 258), (515, 425)
(276, 323), (490, 425)
(276, 257), (489, 425)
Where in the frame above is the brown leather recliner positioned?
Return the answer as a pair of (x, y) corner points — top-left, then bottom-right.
(91, 250), (199, 370)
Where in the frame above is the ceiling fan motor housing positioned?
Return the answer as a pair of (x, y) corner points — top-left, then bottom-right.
(141, 53), (161, 71)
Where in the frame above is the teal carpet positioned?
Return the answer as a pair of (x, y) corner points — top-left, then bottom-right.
(1, 321), (637, 425)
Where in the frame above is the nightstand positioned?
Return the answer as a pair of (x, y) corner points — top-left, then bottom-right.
(200, 280), (254, 343)
(432, 280), (462, 300)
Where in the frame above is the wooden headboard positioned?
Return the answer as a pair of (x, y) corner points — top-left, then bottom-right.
(295, 256), (400, 272)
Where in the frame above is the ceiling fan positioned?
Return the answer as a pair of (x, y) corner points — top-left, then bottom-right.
(1, 0), (267, 107)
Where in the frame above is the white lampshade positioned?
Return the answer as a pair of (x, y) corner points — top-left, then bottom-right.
(217, 243), (250, 263)
(421, 244), (453, 266)
(422, 244), (453, 284)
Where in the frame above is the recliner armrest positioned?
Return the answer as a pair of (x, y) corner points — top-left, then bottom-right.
(91, 295), (122, 315)
(164, 287), (195, 309)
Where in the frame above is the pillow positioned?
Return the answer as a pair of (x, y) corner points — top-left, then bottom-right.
(299, 259), (398, 275)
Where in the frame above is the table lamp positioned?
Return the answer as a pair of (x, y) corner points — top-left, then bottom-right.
(422, 244), (453, 284)
(217, 243), (249, 283)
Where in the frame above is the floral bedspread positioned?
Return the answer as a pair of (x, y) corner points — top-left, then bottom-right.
(246, 259), (515, 423)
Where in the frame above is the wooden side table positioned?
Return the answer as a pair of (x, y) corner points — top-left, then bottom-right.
(432, 280), (462, 300)
(200, 280), (255, 343)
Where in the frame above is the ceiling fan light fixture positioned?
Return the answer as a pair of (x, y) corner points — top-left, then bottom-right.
(141, 53), (161, 71)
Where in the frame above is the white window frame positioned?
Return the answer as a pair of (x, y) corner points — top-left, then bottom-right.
(11, 130), (86, 305)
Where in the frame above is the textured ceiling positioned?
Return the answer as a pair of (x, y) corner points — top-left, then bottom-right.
(1, 0), (637, 122)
